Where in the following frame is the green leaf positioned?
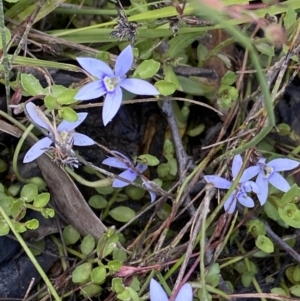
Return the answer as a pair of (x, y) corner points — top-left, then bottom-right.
(164, 65), (180, 89)
(113, 248), (127, 262)
(90, 266), (106, 284)
(0, 220), (9, 236)
(293, 265), (300, 282)
(33, 192), (50, 208)
(138, 154), (159, 166)
(97, 232), (119, 258)
(81, 234), (96, 255)
(281, 184), (300, 206)
(157, 163), (169, 178)
(51, 85), (68, 97)
(278, 203), (300, 228)
(44, 95), (57, 110)
(112, 278), (125, 294)
(13, 221), (27, 233)
(21, 74), (44, 96)
(41, 208), (55, 218)
(186, 123), (205, 137)
(254, 42), (274, 56)
(125, 185), (146, 201)
(255, 235), (274, 253)
(271, 287), (288, 296)
(0, 27), (11, 49)
(107, 260), (122, 273)
(130, 277), (141, 291)
(80, 283), (102, 298)
(72, 262), (92, 284)
(63, 225), (80, 246)
(221, 71), (237, 86)
(88, 195), (108, 209)
(246, 219), (266, 237)
(0, 195), (13, 216)
(177, 76), (207, 96)
(25, 219), (39, 230)
(109, 206), (136, 223)
(167, 157), (178, 176)
(284, 6), (296, 29)
(30, 239), (45, 256)
(133, 59), (160, 79)
(21, 183), (38, 202)
(11, 199), (26, 219)
(57, 89), (78, 105)
(59, 107), (78, 122)
(241, 272), (254, 288)
(166, 32), (200, 58)
(290, 285), (300, 297)
(155, 80), (177, 96)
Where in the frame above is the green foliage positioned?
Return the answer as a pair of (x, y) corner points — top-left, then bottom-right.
(63, 225), (81, 245)
(255, 235), (274, 253)
(109, 206), (136, 223)
(133, 59), (160, 79)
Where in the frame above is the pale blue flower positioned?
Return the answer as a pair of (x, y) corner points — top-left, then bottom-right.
(102, 151), (156, 202)
(23, 102), (94, 166)
(150, 279), (193, 301)
(204, 155), (260, 213)
(75, 45), (159, 126)
(243, 157), (299, 205)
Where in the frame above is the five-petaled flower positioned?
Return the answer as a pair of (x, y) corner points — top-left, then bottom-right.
(24, 102), (94, 167)
(102, 151), (156, 202)
(150, 278), (193, 301)
(75, 45), (159, 126)
(243, 157), (299, 206)
(204, 155), (260, 213)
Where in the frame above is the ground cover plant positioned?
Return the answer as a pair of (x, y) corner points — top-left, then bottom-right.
(1, 0), (300, 300)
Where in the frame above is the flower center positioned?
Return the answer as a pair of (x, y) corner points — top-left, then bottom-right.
(103, 75), (125, 92)
(262, 165), (273, 178)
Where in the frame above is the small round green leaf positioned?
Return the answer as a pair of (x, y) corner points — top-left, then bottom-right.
(25, 219), (39, 230)
(33, 192), (50, 208)
(125, 185), (145, 200)
(81, 234), (96, 255)
(290, 285), (300, 297)
(72, 262), (92, 284)
(88, 195), (108, 209)
(21, 183), (38, 202)
(63, 225), (80, 246)
(254, 42), (274, 56)
(21, 74), (44, 96)
(133, 59), (160, 79)
(90, 266), (107, 284)
(109, 206), (136, 223)
(41, 208), (55, 218)
(44, 95), (57, 110)
(57, 89), (78, 105)
(59, 107), (78, 122)
(80, 284), (102, 298)
(0, 220), (9, 236)
(255, 235), (274, 253)
(155, 80), (177, 96)
(107, 260), (122, 273)
(138, 154), (159, 166)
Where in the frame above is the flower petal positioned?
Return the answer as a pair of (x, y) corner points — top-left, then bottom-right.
(224, 193), (237, 214)
(73, 133), (94, 146)
(150, 279), (168, 301)
(256, 173), (269, 205)
(237, 193), (255, 208)
(102, 87), (123, 126)
(232, 155), (243, 179)
(25, 102), (52, 132)
(102, 157), (128, 169)
(204, 175), (232, 189)
(114, 45), (133, 77)
(175, 283), (193, 301)
(269, 172), (291, 192)
(269, 158), (299, 172)
(240, 166), (261, 182)
(120, 78), (159, 95)
(243, 181), (260, 194)
(75, 81), (107, 101)
(23, 137), (52, 163)
(136, 162), (148, 173)
(112, 169), (138, 188)
(77, 57), (114, 78)
(142, 179), (156, 203)
(58, 113), (88, 132)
